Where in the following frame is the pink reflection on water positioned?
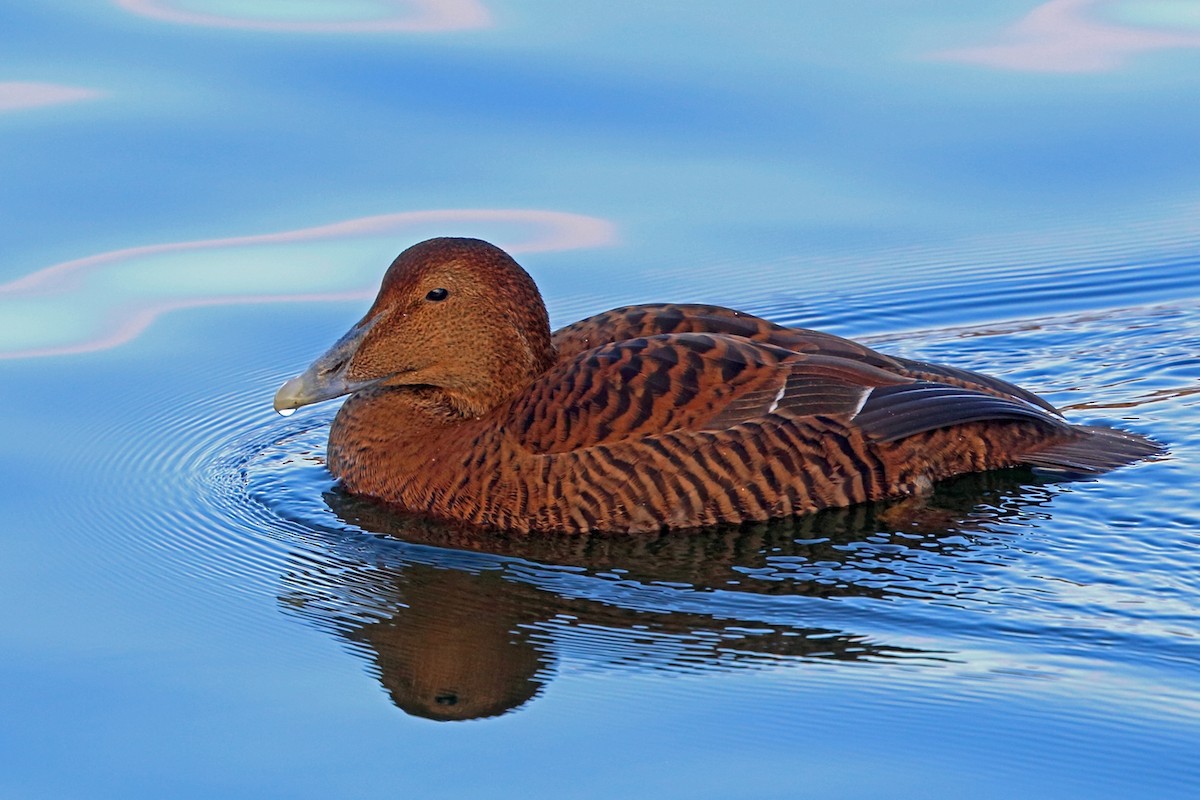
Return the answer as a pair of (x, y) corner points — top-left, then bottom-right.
(929, 0), (1200, 73)
(0, 82), (103, 112)
(10, 293), (375, 360)
(113, 0), (491, 33)
(0, 209), (616, 359)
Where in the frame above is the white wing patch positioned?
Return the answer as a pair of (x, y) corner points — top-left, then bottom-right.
(848, 386), (872, 419)
(768, 381), (787, 414)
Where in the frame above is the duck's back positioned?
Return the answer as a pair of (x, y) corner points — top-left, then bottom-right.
(552, 303), (1060, 413)
(408, 322), (1160, 533)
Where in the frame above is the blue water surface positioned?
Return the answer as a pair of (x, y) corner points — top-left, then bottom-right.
(2, 2), (1199, 798)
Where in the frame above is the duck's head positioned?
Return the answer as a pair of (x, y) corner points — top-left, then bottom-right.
(273, 237), (555, 418)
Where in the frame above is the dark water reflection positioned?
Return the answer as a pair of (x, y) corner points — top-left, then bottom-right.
(278, 470), (1062, 720)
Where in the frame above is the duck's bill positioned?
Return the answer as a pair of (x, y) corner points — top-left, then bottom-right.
(273, 369), (360, 415)
(272, 318), (378, 415)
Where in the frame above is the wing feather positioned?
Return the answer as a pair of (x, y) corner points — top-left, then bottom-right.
(552, 303), (1058, 414)
(530, 311), (1072, 457)
(509, 333), (910, 454)
(852, 382), (1069, 443)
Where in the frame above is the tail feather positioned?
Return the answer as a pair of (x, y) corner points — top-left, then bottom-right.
(1024, 425), (1166, 477)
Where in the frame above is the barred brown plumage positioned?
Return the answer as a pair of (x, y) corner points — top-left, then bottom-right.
(273, 237), (1165, 533)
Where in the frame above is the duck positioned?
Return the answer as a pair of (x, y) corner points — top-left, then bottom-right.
(274, 237), (1162, 534)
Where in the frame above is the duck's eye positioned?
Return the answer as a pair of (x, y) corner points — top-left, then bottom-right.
(426, 288), (450, 302)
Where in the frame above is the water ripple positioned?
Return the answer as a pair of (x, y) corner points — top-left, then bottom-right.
(67, 286), (1200, 723)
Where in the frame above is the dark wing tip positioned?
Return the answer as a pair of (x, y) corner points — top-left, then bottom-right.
(894, 356), (1061, 417)
(853, 382), (1066, 443)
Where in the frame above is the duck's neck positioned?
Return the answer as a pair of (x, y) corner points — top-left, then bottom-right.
(328, 386), (478, 503)
(442, 331), (556, 418)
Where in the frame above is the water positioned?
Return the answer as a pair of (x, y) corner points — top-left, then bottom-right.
(3, 3), (1200, 798)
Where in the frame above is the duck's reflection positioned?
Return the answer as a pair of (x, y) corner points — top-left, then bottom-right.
(278, 469), (1060, 721)
(341, 567), (550, 721)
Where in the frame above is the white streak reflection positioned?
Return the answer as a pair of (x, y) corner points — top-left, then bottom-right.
(0, 82), (103, 112)
(928, 0), (1200, 73)
(0, 209), (616, 359)
(113, 0), (492, 33)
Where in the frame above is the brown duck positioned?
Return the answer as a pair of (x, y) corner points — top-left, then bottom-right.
(274, 237), (1161, 533)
